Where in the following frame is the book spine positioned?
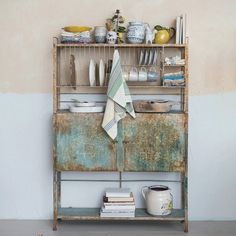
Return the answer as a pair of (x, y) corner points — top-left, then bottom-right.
(103, 205), (135, 210)
(100, 214), (135, 218)
(103, 196), (134, 202)
(180, 16), (183, 44)
(176, 16), (180, 44)
(106, 193), (131, 198)
(104, 202), (135, 206)
(183, 13), (187, 43)
(101, 209), (135, 213)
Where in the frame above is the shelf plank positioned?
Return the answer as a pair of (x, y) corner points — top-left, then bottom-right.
(57, 85), (185, 95)
(163, 64), (186, 67)
(57, 85), (185, 89)
(56, 43), (186, 48)
(57, 208), (185, 221)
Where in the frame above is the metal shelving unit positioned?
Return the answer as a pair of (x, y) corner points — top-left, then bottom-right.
(52, 38), (189, 232)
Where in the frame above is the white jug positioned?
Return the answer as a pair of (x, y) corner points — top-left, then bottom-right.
(141, 185), (173, 216)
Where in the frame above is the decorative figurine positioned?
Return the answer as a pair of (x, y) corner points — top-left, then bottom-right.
(145, 24), (155, 44)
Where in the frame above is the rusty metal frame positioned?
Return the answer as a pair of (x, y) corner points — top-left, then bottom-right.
(52, 39), (189, 232)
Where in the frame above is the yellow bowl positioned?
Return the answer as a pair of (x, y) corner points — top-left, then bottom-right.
(63, 26), (92, 33)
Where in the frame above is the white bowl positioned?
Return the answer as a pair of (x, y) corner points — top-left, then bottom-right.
(70, 106), (104, 113)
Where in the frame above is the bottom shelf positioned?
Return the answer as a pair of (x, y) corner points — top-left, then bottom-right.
(57, 208), (185, 221)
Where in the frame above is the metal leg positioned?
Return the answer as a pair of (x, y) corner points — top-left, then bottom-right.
(57, 172), (61, 208)
(53, 170), (57, 231)
(183, 174), (188, 232)
(184, 216), (188, 232)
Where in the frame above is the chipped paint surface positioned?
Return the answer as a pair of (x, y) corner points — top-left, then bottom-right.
(55, 113), (117, 171)
(54, 113), (186, 172)
(122, 114), (186, 172)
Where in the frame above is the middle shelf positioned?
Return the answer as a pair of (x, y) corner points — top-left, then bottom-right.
(57, 85), (185, 95)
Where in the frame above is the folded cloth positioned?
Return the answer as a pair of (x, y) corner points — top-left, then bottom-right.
(163, 79), (185, 86)
(164, 71), (184, 77)
(102, 50), (135, 139)
(163, 75), (184, 80)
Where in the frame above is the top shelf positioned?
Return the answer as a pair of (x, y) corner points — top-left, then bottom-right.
(55, 43), (187, 48)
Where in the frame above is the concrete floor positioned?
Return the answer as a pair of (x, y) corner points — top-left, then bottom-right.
(0, 221), (236, 236)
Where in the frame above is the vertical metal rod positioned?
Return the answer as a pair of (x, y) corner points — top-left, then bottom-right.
(184, 39), (189, 113)
(119, 172), (122, 188)
(53, 38), (58, 113)
(183, 39), (189, 232)
(53, 170), (57, 231)
(57, 43), (61, 110)
(57, 172), (61, 209)
(181, 172), (185, 210)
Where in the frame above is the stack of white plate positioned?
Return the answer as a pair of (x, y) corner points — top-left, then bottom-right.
(69, 101), (104, 113)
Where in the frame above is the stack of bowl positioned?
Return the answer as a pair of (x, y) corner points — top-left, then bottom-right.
(61, 26), (92, 43)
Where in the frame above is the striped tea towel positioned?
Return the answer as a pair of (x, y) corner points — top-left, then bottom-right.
(102, 50), (135, 139)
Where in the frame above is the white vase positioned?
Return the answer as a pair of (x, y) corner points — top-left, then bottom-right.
(95, 26), (107, 43)
(106, 31), (117, 44)
(142, 185), (173, 216)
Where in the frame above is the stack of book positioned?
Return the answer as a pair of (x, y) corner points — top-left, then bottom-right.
(100, 188), (135, 218)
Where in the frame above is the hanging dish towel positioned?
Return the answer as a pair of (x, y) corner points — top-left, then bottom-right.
(102, 50), (135, 139)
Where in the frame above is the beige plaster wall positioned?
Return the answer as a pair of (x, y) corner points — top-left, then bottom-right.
(0, 0), (236, 95)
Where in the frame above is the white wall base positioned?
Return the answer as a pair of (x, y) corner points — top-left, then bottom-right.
(0, 93), (236, 220)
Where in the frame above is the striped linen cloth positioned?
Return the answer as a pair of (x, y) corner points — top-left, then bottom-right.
(102, 50), (135, 139)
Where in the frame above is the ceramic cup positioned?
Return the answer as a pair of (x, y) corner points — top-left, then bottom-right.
(106, 31), (117, 44)
(147, 67), (160, 84)
(122, 68), (129, 81)
(129, 67), (138, 81)
(138, 67), (147, 81)
(95, 26), (107, 43)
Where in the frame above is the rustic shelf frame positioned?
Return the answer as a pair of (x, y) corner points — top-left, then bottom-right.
(52, 37), (189, 232)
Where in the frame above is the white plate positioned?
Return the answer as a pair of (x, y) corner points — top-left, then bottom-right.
(75, 102), (96, 107)
(139, 50), (144, 65)
(71, 99), (96, 107)
(148, 50), (153, 65)
(152, 50), (158, 65)
(70, 106), (104, 113)
(89, 59), (96, 86)
(143, 50), (149, 65)
(99, 59), (105, 86)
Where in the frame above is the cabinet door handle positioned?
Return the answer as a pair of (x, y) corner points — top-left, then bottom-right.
(122, 140), (129, 144)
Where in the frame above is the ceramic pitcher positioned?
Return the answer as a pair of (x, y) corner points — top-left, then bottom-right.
(154, 25), (175, 44)
(141, 185), (173, 216)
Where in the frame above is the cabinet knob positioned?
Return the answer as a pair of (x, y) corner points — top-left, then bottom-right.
(122, 140), (129, 144)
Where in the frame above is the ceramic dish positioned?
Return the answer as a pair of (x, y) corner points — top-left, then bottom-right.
(89, 59), (96, 86)
(152, 50), (158, 65)
(72, 100), (96, 107)
(63, 26), (92, 33)
(99, 59), (105, 86)
(139, 50), (144, 65)
(148, 50), (153, 65)
(143, 50), (149, 65)
(133, 100), (177, 113)
(69, 106), (104, 113)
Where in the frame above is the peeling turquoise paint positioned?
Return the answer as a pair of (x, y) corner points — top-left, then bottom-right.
(123, 114), (186, 172)
(55, 113), (117, 171)
(54, 113), (186, 172)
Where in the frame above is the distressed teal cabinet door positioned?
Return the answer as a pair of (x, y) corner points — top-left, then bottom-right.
(122, 113), (186, 172)
(54, 113), (117, 171)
